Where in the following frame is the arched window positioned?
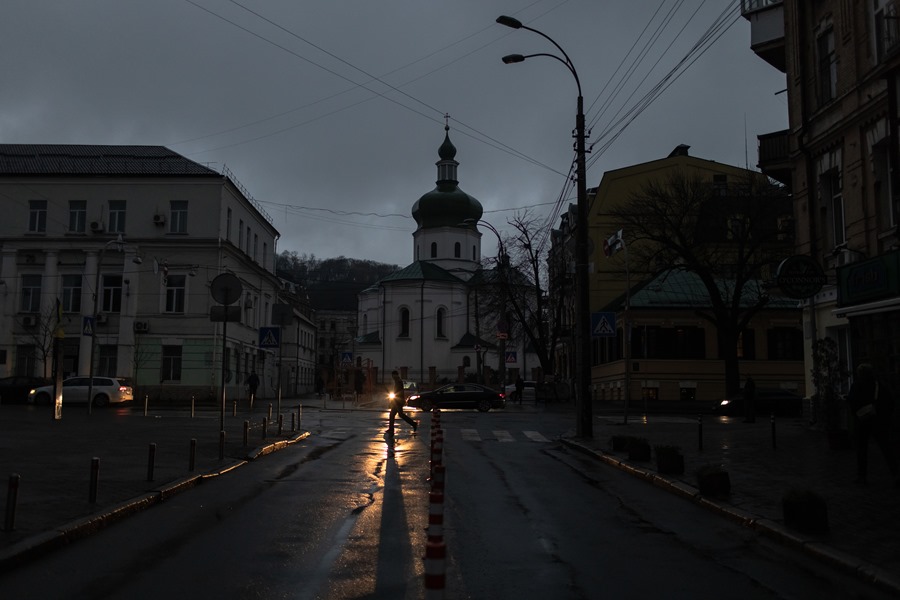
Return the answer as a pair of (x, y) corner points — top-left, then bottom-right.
(472, 245), (477, 260)
(436, 307), (446, 337)
(430, 242), (437, 258)
(362, 314), (368, 332)
(463, 356), (471, 367)
(454, 242), (461, 258)
(399, 307), (410, 337)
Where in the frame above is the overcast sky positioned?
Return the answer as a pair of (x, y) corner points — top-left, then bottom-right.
(2, 0), (787, 267)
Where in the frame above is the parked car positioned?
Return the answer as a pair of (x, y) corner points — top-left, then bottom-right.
(28, 376), (134, 407)
(407, 383), (506, 412)
(0, 376), (52, 404)
(712, 388), (803, 417)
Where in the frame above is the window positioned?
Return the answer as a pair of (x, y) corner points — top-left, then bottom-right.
(821, 167), (845, 247)
(430, 242), (437, 258)
(874, 0), (900, 61)
(169, 200), (188, 234)
(69, 200), (86, 233)
(253, 234), (258, 262)
(868, 121), (897, 229)
(226, 208), (232, 241)
(816, 25), (837, 105)
(238, 219), (244, 249)
(21, 274), (42, 312)
(61, 274), (82, 313)
(262, 242), (268, 268)
(767, 327), (803, 360)
(399, 307), (410, 337)
(246, 226), (251, 254)
(726, 213), (749, 241)
(108, 200), (126, 234)
(98, 345), (117, 377)
(436, 307), (446, 337)
(472, 245), (477, 261)
(15, 345), (37, 377)
(101, 275), (123, 313)
(737, 329), (756, 360)
(28, 200), (47, 233)
(165, 274), (186, 313)
(454, 242), (461, 258)
(161, 346), (183, 381)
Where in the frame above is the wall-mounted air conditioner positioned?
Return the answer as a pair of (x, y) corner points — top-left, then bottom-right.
(96, 313), (108, 324)
(90, 221), (104, 233)
(134, 321), (150, 333)
(153, 214), (166, 226)
(22, 315), (38, 327)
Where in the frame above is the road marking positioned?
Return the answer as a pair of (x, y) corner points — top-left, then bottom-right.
(461, 428), (481, 441)
(523, 430), (550, 442)
(493, 430), (514, 442)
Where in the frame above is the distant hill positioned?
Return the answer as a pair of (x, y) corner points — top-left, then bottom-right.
(276, 252), (399, 312)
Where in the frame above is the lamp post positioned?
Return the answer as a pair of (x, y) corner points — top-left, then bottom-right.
(87, 234), (125, 415)
(467, 218), (509, 389)
(497, 15), (592, 437)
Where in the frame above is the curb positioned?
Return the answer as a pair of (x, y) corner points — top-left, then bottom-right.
(0, 430), (311, 573)
(560, 437), (900, 597)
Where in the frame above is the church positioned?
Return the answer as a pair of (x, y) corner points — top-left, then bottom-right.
(355, 125), (535, 388)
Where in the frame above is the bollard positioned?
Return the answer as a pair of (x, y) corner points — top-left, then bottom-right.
(430, 432), (444, 479)
(147, 443), (156, 482)
(278, 414), (284, 436)
(262, 417), (268, 440)
(144, 394), (149, 417)
(698, 414), (703, 452)
(233, 400), (237, 417)
(771, 414), (776, 450)
(5, 473), (20, 532)
(191, 395), (195, 418)
(268, 403), (273, 420)
(219, 430), (226, 461)
(424, 540), (446, 598)
(243, 420), (250, 447)
(89, 457), (100, 504)
(431, 464), (446, 493)
(426, 490), (444, 542)
(189, 438), (197, 471)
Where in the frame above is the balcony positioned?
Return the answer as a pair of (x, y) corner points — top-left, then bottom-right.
(741, 0), (785, 72)
(757, 129), (791, 186)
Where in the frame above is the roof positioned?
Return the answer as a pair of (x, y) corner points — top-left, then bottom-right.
(0, 145), (220, 177)
(604, 268), (800, 311)
(379, 261), (465, 285)
(451, 331), (496, 350)
(356, 330), (381, 345)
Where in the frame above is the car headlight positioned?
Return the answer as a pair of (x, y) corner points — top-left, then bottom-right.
(719, 399), (730, 407)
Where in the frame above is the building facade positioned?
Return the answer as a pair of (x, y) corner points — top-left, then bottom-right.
(744, 0), (900, 403)
(0, 145), (316, 404)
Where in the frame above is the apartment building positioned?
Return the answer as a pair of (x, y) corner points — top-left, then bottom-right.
(0, 144), (315, 404)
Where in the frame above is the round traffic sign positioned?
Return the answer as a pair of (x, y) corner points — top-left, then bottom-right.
(210, 273), (243, 305)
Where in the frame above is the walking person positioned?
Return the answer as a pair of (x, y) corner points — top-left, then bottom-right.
(247, 370), (260, 409)
(515, 375), (525, 404)
(847, 363), (900, 486)
(388, 370), (417, 440)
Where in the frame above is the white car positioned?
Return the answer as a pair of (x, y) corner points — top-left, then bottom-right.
(29, 376), (134, 407)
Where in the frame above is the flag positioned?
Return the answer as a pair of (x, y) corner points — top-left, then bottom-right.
(603, 230), (624, 258)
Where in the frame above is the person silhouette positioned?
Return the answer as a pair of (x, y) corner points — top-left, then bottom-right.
(388, 370), (417, 440)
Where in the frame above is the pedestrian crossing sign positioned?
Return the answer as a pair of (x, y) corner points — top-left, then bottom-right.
(82, 316), (94, 337)
(258, 327), (280, 348)
(591, 312), (616, 338)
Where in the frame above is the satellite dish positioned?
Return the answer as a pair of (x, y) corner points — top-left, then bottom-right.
(210, 272), (243, 305)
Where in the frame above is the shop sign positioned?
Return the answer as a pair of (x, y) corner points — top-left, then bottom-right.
(775, 255), (827, 299)
(837, 251), (900, 307)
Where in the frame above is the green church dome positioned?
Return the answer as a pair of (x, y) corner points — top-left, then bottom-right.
(412, 126), (483, 229)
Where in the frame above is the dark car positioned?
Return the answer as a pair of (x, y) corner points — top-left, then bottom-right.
(407, 383), (506, 412)
(0, 376), (52, 404)
(712, 388), (804, 417)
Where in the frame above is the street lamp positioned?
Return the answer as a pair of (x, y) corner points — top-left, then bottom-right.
(86, 234), (131, 415)
(465, 218), (509, 388)
(497, 15), (592, 437)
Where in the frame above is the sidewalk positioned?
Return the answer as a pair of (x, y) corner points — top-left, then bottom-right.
(0, 401), (311, 571)
(562, 411), (900, 596)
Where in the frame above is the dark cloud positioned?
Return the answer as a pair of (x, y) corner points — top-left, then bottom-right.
(1, 1), (786, 266)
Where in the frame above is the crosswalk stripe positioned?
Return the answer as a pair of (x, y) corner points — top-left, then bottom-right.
(523, 430), (550, 442)
(461, 428), (481, 441)
(493, 430), (514, 442)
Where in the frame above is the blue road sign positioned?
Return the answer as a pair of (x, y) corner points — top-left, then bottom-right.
(505, 351), (517, 364)
(591, 311), (616, 338)
(340, 352), (353, 366)
(82, 316), (94, 337)
(259, 327), (281, 348)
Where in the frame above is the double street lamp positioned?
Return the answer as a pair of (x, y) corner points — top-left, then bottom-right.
(497, 15), (592, 437)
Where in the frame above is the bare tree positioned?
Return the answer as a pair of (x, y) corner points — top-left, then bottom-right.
(610, 170), (792, 396)
(19, 307), (61, 377)
(477, 212), (564, 382)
